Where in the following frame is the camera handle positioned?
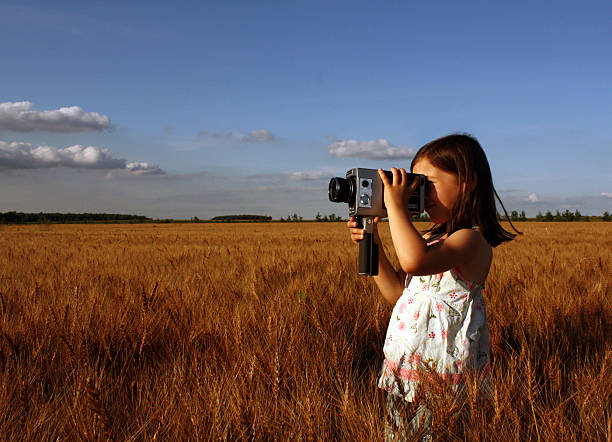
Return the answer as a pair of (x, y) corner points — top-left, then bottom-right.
(356, 216), (379, 276)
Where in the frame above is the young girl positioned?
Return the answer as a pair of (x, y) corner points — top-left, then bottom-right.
(347, 134), (519, 439)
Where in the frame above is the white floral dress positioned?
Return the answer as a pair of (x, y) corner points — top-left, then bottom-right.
(378, 238), (490, 402)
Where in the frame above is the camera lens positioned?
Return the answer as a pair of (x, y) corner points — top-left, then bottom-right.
(328, 177), (355, 203)
(361, 180), (369, 188)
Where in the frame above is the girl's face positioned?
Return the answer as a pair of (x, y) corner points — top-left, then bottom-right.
(412, 157), (461, 224)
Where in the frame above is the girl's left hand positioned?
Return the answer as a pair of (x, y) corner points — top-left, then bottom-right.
(378, 168), (420, 214)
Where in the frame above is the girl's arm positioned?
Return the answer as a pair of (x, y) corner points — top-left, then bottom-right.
(373, 235), (406, 305)
(379, 168), (483, 276)
(347, 217), (405, 305)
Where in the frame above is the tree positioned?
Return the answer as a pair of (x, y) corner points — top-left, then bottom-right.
(603, 211), (611, 221)
(544, 211), (553, 221)
(519, 210), (527, 221)
(536, 211), (543, 221)
(315, 212), (322, 222)
(510, 210), (519, 221)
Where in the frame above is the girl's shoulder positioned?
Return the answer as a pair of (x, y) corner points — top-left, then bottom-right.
(423, 228), (491, 256)
(449, 226), (488, 242)
(449, 228), (492, 286)
(445, 227), (491, 254)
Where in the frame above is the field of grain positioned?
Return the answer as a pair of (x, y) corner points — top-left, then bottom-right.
(0, 222), (610, 440)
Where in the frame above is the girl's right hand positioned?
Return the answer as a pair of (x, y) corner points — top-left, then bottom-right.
(346, 216), (382, 244)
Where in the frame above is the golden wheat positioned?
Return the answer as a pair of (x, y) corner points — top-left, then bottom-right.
(0, 222), (610, 440)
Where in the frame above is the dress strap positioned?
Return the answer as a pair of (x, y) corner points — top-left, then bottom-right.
(425, 231), (446, 246)
(451, 268), (485, 290)
(404, 273), (412, 288)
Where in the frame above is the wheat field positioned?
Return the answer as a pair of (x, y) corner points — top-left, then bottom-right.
(0, 222), (610, 441)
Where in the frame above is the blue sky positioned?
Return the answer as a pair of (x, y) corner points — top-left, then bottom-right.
(1, 0), (611, 219)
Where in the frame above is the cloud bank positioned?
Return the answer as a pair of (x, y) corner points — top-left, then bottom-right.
(0, 101), (113, 132)
(289, 170), (327, 181)
(0, 140), (163, 175)
(198, 129), (275, 143)
(327, 138), (417, 160)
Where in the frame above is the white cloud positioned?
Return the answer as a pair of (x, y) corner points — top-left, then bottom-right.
(601, 192), (612, 198)
(198, 128), (276, 143)
(0, 140), (163, 175)
(327, 138), (417, 160)
(125, 161), (165, 176)
(528, 193), (540, 202)
(0, 101), (113, 132)
(241, 129), (275, 143)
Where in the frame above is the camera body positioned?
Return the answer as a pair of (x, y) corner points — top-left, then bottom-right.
(328, 167), (426, 217)
(328, 168), (426, 277)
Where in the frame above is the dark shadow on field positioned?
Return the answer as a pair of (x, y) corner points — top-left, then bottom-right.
(493, 298), (611, 425)
(495, 301), (610, 369)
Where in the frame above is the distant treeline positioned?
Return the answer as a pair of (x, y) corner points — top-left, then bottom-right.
(210, 215), (272, 222)
(534, 209), (611, 221)
(0, 212), (150, 224)
(501, 209), (611, 222)
(2, 210), (609, 224)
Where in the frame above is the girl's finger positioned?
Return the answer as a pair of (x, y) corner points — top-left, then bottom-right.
(347, 216), (359, 228)
(390, 167), (400, 185)
(399, 168), (407, 185)
(378, 168), (390, 186)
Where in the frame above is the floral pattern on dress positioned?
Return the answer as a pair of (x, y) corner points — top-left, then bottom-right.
(378, 267), (490, 402)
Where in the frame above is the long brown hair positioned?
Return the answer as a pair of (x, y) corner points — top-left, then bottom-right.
(411, 133), (520, 247)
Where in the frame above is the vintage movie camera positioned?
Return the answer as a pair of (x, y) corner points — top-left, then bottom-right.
(328, 168), (426, 276)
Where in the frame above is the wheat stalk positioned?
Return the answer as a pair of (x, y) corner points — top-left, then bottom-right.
(493, 385), (501, 428)
(527, 357), (541, 442)
(1, 331), (19, 358)
(272, 349), (280, 405)
(85, 376), (113, 441)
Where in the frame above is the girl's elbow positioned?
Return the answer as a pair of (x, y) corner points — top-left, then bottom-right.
(397, 246), (427, 274)
(399, 257), (420, 274)
(398, 249), (427, 274)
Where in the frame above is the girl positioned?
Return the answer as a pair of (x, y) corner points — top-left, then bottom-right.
(347, 134), (519, 439)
